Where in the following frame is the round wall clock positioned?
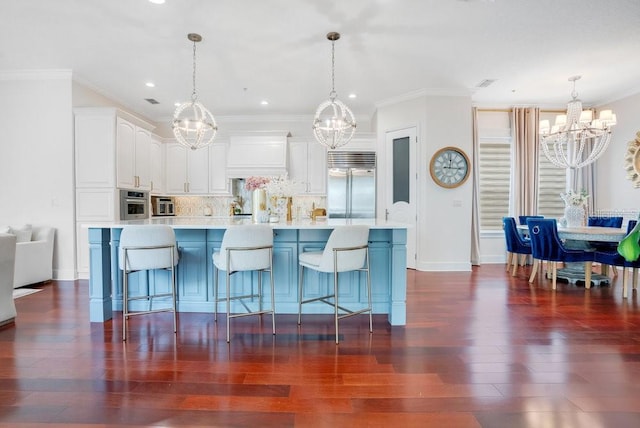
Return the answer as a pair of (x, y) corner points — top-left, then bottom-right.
(624, 131), (640, 188)
(429, 146), (470, 188)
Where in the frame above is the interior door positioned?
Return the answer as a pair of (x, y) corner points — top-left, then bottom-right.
(386, 127), (417, 268)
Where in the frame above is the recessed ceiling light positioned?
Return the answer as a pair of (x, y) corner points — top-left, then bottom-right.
(145, 82), (155, 88)
(261, 100), (269, 106)
(348, 93), (357, 99)
(148, 0), (166, 4)
(174, 102), (181, 107)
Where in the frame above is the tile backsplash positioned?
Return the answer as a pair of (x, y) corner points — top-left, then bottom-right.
(174, 195), (326, 219)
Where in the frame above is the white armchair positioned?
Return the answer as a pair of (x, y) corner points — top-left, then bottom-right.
(13, 226), (55, 288)
(0, 233), (17, 326)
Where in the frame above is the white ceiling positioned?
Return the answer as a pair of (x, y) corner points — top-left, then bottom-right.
(2, 0), (640, 123)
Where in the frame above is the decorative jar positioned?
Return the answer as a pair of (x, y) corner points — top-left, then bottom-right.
(252, 189), (267, 223)
(564, 204), (585, 227)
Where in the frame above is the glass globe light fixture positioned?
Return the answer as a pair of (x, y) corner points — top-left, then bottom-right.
(172, 33), (217, 151)
(312, 32), (356, 150)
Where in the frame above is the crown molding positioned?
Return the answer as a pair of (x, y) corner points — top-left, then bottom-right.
(375, 87), (472, 109)
(0, 69), (72, 81)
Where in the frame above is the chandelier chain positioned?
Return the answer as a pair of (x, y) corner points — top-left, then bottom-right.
(191, 40), (198, 102)
(330, 39), (336, 100)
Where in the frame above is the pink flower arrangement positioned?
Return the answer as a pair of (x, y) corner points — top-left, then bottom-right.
(245, 176), (270, 191)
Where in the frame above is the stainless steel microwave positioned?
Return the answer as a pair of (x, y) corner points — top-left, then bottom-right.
(151, 196), (175, 217)
(119, 190), (149, 220)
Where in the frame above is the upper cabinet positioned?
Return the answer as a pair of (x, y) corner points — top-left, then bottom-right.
(150, 135), (165, 195)
(75, 108), (155, 190)
(116, 118), (151, 190)
(227, 133), (289, 178)
(166, 143), (209, 194)
(209, 142), (231, 195)
(289, 138), (327, 195)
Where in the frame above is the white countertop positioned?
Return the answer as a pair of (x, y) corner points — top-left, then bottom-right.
(83, 217), (408, 230)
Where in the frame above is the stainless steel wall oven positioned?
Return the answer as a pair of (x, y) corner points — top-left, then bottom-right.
(119, 190), (149, 220)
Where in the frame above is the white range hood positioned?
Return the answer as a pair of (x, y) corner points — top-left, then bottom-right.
(226, 132), (290, 178)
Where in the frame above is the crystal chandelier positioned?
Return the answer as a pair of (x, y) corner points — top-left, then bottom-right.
(539, 76), (616, 169)
(312, 32), (356, 150)
(172, 33), (217, 151)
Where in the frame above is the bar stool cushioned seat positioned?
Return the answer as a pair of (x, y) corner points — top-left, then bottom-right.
(298, 225), (372, 344)
(119, 225), (179, 341)
(212, 224), (275, 342)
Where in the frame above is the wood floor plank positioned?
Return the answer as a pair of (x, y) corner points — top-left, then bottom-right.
(2, 265), (640, 426)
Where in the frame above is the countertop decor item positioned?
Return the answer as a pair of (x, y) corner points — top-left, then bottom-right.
(539, 76), (616, 169)
(561, 189), (588, 227)
(312, 32), (356, 150)
(429, 146), (470, 188)
(251, 189), (268, 223)
(172, 33), (218, 151)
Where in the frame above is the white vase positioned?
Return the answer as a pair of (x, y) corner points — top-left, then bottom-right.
(252, 189), (267, 223)
(564, 204), (585, 227)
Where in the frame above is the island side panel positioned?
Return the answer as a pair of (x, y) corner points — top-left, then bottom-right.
(389, 228), (407, 325)
(88, 228), (113, 322)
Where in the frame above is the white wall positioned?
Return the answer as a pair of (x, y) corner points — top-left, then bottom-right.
(595, 92), (640, 223)
(0, 71), (75, 279)
(376, 93), (473, 271)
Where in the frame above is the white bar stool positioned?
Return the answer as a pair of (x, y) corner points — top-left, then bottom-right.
(212, 224), (275, 342)
(119, 225), (179, 341)
(298, 225), (372, 344)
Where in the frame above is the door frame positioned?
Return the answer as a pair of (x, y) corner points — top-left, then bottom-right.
(385, 126), (417, 269)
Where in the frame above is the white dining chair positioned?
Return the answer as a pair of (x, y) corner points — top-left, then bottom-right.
(298, 225), (372, 344)
(212, 224), (275, 342)
(119, 225), (179, 341)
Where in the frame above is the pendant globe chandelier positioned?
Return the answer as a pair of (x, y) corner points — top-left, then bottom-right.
(539, 76), (616, 169)
(172, 33), (217, 151)
(312, 32), (356, 150)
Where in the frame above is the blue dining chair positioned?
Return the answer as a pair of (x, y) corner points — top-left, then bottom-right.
(587, 216), (624, 274)
(588, 216), (624, 228)
(518, 215), (544, 226)
(503, 217), (532, 276)
(527, 218), (594, 290)
(594, 220), (640, 298)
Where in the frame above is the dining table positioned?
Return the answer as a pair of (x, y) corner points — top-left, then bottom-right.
(517, 224), (627, 286)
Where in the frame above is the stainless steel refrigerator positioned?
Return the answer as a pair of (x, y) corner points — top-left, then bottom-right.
(327, 151), (376, 218)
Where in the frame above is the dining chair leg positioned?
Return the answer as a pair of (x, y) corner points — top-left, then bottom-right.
(551, 261), (557, 290)
(529, 259), (539, 283)
(633, 268), (638, 292)
(511, 255), (518, 277)
(506, 252), (512, 271)
(622, 267), (629, 299)
(584, 262), (592, 290)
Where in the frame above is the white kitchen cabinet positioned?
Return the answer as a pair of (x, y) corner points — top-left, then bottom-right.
(74, 107), (155, 278)
(116, 117), (151, 190)
(227, 133), (288, 177)
(150, 136), (165, 195)
(209, 142), (231, 195)
(288, 138), (327, 195)
(166, 142), (209, 194)
(75, 109), (116, 188)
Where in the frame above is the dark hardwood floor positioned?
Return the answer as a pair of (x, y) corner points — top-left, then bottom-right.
(2, 264), (640, 427)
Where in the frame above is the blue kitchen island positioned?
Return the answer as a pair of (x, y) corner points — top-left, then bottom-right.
(86, 218), (408, 325)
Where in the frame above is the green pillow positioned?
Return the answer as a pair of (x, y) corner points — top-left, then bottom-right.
(618, 217), (640, 262)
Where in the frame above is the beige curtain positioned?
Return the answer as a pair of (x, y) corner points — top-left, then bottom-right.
(470, 107), (481, 265)
(512, 107), (540, 217)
